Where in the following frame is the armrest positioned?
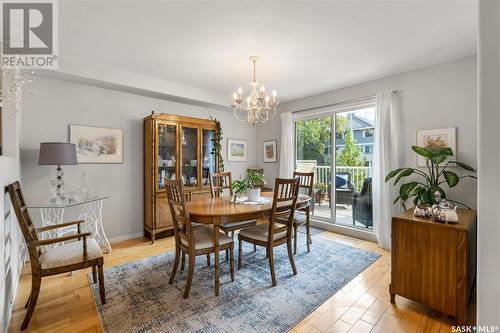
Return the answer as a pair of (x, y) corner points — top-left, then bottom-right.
(28, 232), (91, 247)
(36, 220), (85, 232)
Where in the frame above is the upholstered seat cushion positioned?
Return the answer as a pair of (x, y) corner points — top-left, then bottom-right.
(220, 219), (256, 231)
(180, 226), (233, 250)
(238, 223), (287, 243)
(40, 238), (102, 270)
(276, 212), (307, 226)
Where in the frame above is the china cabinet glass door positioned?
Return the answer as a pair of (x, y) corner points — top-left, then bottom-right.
(157, 123), (177, 190)
(181, 126), (198, 188)
(202, 129), (216, 187)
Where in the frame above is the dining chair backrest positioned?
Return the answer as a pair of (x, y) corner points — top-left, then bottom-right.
(7, 181), (42, 267)
(164, 179), (194, 249)
(209, 172), (233, 198)
(293, 171), (314, 197)
(269, 177), (300, 242)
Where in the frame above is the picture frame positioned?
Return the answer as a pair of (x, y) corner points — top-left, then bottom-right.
(416, 127), (456, 167)
(227, 139), (247, 162)
(263, 140), (277, 163)
(69, 125), (124, 164)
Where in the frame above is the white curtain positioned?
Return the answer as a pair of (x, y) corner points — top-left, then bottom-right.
(279, 112), (294, 178)
(373, 91), (401, 250)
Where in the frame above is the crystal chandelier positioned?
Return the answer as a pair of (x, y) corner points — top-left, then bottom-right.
(231, 56), (278, 126)
(0, 66), (36, 110)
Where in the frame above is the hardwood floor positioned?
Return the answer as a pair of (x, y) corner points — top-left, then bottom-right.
(8, 230), (475, 333)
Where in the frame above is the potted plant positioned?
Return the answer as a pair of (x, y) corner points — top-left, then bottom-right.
(313, 183), (327, 203)
(232, 170), (265, 202)
(246, 169), (265, 202)
(385, 146), (477, 210)
(232, 179), (248, 200)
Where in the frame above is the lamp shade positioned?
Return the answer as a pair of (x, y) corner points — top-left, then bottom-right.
(39, 142), (78, 165)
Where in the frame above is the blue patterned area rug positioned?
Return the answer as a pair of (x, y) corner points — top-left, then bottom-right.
(88, 234), (380, 333)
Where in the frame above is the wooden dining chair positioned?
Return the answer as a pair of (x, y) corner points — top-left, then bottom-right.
(237, 177), (300, 286)
(165, 179), (234, 298)
(7, 181), (105, 330)
(209, 172), (257, 258)
(277, 171), (314, 254)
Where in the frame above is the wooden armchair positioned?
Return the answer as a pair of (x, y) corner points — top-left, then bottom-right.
(7, 181), (105, 330)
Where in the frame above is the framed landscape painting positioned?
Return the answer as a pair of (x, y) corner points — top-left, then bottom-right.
(416, 127), (456, 167)
(263, 140), (277, 163)
(70, 125), (123, 163)
(227, 139), (247, 162)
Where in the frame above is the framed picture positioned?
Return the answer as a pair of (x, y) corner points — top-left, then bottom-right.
(227, 139), (247, 162)
(69, 125), (123, 164)
(263, 140), (277, 163)
(416, 127), (456, 167)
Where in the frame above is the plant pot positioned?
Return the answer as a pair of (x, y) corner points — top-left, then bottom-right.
(247, 188), (261, 202)
(313, 189), (326, 205)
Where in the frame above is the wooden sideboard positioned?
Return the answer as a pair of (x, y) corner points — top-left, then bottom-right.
(143, 112), (219, 242)
(390, 209), (477, 325)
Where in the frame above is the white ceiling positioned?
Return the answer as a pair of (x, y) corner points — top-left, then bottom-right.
(59, 0), (477, 103)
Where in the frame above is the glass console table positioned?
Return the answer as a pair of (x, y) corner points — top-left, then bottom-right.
(28, 196), (111, 253)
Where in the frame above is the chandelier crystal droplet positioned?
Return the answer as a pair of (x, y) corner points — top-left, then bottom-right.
(231, 56), (278, 126)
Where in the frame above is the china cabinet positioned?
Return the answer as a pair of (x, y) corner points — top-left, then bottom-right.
(143, 112), (219, 242)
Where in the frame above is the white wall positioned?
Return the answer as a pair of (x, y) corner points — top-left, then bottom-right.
(257, 55), (477, 208)
(477, 0), (500, 326)
(20, 76), (257, 242)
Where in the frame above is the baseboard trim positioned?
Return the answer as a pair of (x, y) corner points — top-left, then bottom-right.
(108, 232), (144, 244)
(311, 219), (378, 243)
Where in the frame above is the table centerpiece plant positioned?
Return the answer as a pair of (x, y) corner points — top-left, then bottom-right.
(232, 170), (265, 202)
(385, 145), (477, 210)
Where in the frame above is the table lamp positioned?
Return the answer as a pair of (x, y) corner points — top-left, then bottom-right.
(39, 142), (78, 199)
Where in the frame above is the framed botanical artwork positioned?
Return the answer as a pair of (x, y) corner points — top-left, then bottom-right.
(227, 139), (247, 162)
(69, 125), (123, 164)
(263, 140), (277, 163)
(416, 127), (456, 167)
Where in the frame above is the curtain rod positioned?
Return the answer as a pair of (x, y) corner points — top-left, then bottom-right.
(290, 90), (402, 114)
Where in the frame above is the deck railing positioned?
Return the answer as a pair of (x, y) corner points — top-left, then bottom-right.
(314, 165), (372, 192)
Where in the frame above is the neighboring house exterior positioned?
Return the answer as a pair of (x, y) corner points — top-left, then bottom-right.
(335, 113), (374, 166)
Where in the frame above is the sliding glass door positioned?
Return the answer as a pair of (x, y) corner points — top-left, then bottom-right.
(294, 103), (376, 231)
(295, 117), (332, 220)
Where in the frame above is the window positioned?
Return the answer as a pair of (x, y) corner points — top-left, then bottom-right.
(362, 128), (374, 137)
(364, 145), (371, 154)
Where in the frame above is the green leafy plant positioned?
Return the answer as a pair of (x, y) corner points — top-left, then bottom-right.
(246, 170), (265, 188)
(385, 146), (477, 209)
(231, 170), (265, 197)
(232, 179), (249, 197)
(313, 183), (327, 193)
(210, 117), (224, 172)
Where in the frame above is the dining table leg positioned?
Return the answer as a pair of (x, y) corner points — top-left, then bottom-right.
(213, 217), (220, 296)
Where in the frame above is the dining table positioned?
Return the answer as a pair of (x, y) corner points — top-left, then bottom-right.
(186, 192), (310, 295)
